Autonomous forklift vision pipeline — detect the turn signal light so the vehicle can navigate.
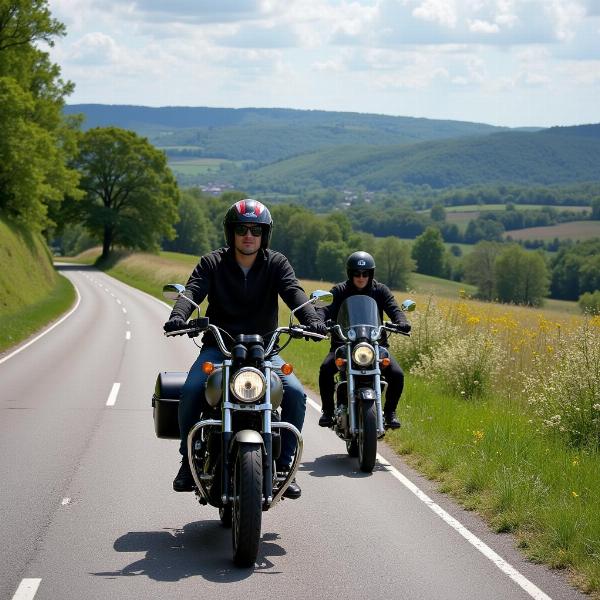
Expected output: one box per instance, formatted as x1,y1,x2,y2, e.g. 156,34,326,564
380,357,391,368
335,358,347,369
202,362,215,374
281,363,293,375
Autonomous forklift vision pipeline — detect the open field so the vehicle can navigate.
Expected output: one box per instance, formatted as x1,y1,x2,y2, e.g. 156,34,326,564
168,157,248,176
505,220,600,241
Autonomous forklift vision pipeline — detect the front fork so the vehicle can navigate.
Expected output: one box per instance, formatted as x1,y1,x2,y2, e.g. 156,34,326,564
347,341,385,438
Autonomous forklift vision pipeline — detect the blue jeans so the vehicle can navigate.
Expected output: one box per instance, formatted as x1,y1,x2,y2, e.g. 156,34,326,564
178,346,306,468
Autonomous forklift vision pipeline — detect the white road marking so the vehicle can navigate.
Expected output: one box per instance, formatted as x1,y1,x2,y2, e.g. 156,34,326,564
116,298,121,304
106,383,120,407
61,497,71,506
126,320,130,325
125,331,131,340
11,578,41,600
122,307,127,314
306,395,553,600
0,286,81,366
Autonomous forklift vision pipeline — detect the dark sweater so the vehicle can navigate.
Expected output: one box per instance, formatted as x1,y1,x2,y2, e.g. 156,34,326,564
317,278,407,349
169,247,321,347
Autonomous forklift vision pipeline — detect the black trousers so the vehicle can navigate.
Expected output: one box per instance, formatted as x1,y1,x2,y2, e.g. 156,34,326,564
318,350,404,415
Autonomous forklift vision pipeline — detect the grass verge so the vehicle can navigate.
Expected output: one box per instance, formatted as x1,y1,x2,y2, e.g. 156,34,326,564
0,274,76,354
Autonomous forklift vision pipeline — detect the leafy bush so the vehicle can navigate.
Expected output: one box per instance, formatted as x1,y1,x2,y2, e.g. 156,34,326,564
411,329,503,399
579,290,600,315
524,319,600,448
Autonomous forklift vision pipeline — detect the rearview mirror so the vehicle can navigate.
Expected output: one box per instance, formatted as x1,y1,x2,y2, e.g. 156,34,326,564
163,283,185,301
401,299,416,312
310,289,333,307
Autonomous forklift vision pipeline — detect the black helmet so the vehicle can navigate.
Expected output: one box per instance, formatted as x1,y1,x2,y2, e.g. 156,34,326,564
223,199,273,249
346,251,375,280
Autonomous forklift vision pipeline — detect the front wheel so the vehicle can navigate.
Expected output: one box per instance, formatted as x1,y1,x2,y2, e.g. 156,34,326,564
358,400,377,473
232,443,263,567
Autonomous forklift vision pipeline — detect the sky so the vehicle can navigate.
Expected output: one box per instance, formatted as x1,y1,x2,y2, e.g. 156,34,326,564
47,0,600,128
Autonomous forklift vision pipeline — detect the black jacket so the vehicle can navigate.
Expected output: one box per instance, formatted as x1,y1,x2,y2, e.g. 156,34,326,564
169,247,322,348
317,278,408,350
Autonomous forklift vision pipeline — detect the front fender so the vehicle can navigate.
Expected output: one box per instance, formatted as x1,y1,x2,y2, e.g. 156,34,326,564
356,387,377,401
228,430,264,455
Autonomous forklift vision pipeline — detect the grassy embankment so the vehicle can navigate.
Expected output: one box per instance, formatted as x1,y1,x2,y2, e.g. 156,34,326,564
73,248,599,597
0,218,76,354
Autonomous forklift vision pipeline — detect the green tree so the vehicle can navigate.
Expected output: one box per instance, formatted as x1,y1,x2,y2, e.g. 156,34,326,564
375,237,414,290
463,241,502,301
0,0,80,230
75,127,179,259
315,240,348,282
162,191,211,256
495,246,549,306
591,198,600,220
411,226,447,277
430,203,446,222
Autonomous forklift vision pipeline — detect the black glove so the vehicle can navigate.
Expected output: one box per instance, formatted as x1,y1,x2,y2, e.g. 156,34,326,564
163,316,186,333
395,321,411,334
305,321,328,341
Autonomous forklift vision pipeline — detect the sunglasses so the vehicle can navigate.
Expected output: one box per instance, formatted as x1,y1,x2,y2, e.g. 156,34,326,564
352,270,369,278
234,224,263,237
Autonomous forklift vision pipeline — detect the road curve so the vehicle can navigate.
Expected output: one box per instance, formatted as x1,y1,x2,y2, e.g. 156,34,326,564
0,266,586,600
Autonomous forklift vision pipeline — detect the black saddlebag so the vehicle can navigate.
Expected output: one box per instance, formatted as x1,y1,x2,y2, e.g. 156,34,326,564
152,371,187,439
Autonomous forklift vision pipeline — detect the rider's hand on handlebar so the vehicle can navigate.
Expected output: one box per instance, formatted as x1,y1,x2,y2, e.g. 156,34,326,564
305,320,328,341
394,321,411,334
163,316,186,333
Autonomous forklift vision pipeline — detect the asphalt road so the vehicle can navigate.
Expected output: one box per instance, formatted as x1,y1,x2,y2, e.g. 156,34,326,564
0,266,588,600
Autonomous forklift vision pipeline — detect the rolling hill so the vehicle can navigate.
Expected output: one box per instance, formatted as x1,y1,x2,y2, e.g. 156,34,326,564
242,125,600,192
64,104,506,163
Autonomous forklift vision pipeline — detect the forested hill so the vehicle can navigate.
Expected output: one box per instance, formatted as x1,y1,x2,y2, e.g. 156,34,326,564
64,104,505,163
243,125,600,192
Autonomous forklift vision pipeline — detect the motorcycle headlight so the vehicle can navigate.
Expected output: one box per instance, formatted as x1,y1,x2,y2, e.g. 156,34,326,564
230,367,266,403
352,343,375,367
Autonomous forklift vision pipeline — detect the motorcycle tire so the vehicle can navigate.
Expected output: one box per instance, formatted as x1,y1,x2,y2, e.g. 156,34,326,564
358,400,377,473
219,505,232,528
346,439,358,457
232,442,263,567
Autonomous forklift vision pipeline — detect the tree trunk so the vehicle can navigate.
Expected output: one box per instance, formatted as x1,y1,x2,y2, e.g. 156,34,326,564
102,225,113,260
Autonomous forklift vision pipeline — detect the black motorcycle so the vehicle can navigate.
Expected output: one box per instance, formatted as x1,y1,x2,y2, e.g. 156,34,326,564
152,284,331,566
326,295,415,473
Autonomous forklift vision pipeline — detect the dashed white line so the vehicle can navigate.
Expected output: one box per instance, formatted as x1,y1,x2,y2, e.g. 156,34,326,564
306,395,553,600
116,298,122,304
106,383,121,407
11,578,41,600
125,331,131,340
122,307,127,314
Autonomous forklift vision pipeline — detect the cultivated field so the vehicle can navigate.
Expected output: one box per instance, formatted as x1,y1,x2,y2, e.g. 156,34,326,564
505,220,600,241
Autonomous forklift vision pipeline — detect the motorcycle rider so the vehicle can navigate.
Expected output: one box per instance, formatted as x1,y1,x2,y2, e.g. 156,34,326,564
163,199,327,498
317,251,411,429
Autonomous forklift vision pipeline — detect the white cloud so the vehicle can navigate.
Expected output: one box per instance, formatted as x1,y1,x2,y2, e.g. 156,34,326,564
468,19,500,33
412,0,458,28
45,0,600,126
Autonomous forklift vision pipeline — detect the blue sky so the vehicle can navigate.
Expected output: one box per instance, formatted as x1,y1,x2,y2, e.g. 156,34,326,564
48,0,600,127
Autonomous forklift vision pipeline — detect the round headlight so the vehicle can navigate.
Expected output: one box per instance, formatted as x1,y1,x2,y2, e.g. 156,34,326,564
347,329,357,341
230,368,266,402
352,342,375,367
